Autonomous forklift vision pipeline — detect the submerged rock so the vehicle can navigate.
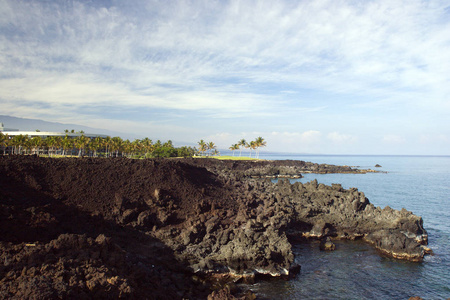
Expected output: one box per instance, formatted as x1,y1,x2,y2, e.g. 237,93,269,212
320,237,336,251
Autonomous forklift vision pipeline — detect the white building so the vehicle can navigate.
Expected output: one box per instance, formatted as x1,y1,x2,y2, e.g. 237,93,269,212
0,123,109,139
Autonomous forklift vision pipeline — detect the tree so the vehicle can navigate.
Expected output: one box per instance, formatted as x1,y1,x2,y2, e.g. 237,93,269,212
103,136,112,157
1,132,201,159
75,135,89,157
197,140,207,156
151,140,175,158
30,136,43,155
229,144,239,156
164,140,174,149
177,146,195,158
154,140,162,148
62,135,74,156
207,141,216,156
54,136,63,155
255,136,266,159
122,139,132,158
141,137,153,157
24,137,33,154
238,139,246,157
110,137,123,157
0,132,9,155
12,134,28,155
45,136,56,157
90,136,103,157
248,140,257,158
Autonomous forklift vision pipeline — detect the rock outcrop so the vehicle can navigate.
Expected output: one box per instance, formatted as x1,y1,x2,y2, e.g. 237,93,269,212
184,158,378,180
0,156,429,298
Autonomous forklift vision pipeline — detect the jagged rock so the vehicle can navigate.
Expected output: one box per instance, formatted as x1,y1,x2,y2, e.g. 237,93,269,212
120,208,138,224
137,210,155,227
0,156,429,299
364,230,426,261
207,284,256,300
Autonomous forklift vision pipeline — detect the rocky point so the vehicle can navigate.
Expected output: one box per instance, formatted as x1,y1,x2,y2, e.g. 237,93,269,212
0,156,430,299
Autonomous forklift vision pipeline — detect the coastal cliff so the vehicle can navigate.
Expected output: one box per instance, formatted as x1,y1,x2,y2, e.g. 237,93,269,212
0,156,429,299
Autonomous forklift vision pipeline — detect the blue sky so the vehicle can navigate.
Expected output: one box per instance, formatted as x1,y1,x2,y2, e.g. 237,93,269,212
1,0,450,154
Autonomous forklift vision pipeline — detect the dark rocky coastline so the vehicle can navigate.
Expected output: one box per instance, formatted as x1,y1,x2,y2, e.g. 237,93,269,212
0,156,430,299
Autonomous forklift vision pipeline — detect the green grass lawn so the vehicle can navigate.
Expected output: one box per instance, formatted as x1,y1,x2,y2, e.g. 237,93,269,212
195,155,261,161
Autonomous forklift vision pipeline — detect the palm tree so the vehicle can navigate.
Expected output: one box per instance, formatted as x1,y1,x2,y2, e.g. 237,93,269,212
62,135,74,156
45,136,56,157
30,136,43,155
104,136,112,157
248,140,257,158
154,140,162,148
229,144,239,156
0,132,9,155
54,136,63,155
197,139,207,156
122,139,132,158
141,137,153,157
254,136,266,159
24,137,33,154
129,139,141,157
238,139,246,157
164,140,174,148
110,136,123,157
90,136,103,157
207,141,216,156
75,135,89,157
12,134,28,155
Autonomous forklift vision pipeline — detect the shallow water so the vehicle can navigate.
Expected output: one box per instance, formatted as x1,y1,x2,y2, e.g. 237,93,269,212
246,154,450,299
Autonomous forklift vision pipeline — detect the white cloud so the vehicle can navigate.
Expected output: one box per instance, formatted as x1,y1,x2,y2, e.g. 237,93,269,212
327,132,358,144
299,130,323,144
265,130,323,153
1,0,450,154
418,134,449,144
3,1,449,107
270,130,322,143
383,134,406,144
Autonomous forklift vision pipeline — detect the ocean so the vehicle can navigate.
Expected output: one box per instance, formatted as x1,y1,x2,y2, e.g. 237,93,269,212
243,154,450,299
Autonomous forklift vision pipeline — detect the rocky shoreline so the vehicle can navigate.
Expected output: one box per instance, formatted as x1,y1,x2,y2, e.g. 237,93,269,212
0,156,430,299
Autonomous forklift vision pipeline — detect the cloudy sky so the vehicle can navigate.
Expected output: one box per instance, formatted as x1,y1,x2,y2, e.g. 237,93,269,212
1,0,450,154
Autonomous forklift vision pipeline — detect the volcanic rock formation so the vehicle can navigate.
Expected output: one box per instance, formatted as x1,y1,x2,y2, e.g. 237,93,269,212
0,156,429,299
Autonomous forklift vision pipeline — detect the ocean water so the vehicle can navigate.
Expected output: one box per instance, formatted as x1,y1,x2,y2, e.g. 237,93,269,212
245,154,450,299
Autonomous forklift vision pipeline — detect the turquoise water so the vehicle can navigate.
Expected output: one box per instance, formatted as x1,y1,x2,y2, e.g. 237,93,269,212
247,154,450,299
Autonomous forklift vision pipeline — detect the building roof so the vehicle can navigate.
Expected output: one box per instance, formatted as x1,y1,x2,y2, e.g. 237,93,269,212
1,131,109,139
0,123,109,138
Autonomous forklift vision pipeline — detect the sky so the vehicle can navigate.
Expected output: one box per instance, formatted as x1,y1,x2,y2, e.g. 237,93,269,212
1,0,450,155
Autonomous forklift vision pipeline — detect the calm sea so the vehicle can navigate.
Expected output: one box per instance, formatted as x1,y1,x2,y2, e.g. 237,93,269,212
242,154,450,300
